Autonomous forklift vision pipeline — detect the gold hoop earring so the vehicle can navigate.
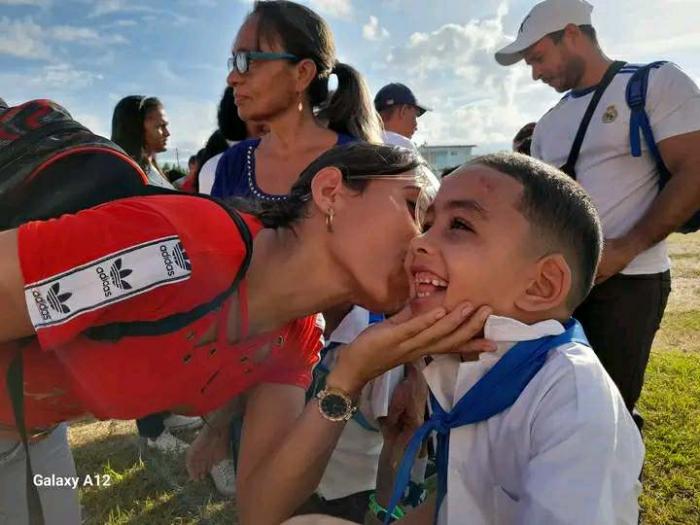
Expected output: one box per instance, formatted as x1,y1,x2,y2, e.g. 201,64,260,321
326,208,335,233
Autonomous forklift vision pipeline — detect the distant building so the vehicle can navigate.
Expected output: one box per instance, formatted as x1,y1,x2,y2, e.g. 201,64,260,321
419,144,476,173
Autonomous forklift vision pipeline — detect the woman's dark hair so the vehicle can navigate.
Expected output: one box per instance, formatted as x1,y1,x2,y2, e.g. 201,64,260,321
249,0,382,143
111,95,163,171
218,86,248,141
232,143,437,228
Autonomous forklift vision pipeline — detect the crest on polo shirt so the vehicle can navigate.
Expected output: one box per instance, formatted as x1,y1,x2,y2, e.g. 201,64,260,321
25,236,192,329
602,105,618,123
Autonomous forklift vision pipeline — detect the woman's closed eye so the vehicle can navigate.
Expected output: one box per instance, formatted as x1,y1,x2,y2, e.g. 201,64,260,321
450,217,474,233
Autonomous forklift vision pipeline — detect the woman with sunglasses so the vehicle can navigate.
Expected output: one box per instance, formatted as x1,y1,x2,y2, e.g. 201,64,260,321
0,143,490,525
211,0,382,200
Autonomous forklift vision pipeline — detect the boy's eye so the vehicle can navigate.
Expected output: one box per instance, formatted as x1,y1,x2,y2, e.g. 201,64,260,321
406,200,416,215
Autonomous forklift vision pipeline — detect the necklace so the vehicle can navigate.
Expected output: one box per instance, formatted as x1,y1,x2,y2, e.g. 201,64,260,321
245,145,288,202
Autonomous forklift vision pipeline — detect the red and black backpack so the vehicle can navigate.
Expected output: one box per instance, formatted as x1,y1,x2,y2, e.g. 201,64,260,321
0,99,149,229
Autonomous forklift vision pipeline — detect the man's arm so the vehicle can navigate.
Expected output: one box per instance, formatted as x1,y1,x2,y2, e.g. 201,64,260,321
596,130,700,282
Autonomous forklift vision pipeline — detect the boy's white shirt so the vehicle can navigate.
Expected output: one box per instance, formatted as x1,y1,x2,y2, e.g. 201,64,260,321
317,306,404,500
422,315,644,525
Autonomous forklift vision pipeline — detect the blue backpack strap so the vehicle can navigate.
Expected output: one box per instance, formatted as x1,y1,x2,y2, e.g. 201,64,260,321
626,61,669,179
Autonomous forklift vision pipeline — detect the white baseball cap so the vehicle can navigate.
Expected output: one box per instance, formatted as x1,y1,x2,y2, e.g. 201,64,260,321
495,0,594,66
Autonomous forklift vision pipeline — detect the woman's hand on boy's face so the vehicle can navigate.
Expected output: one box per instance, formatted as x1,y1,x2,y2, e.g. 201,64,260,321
327,302,495,395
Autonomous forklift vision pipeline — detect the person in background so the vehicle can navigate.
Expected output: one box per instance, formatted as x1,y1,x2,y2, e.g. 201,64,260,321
198,87,267,196
111,95,203,453
193,0,381,497
211,0,382,200
512,122,536,155
374,83,430,151
496,0,700,428
111,96,173,189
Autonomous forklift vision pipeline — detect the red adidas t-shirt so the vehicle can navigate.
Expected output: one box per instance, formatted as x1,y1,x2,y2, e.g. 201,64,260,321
0,195,322,430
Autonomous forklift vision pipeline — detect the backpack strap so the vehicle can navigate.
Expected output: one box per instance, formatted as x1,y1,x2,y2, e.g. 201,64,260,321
6,350,45,525
561,61,627,179
626,60,670,186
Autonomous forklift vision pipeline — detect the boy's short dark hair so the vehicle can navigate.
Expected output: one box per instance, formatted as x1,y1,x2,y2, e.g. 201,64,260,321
462,152,602,310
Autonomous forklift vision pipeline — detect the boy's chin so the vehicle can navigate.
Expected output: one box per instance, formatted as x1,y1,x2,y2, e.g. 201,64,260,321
409,292,447,315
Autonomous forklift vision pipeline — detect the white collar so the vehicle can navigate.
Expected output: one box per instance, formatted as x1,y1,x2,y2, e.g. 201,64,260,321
423,315,566,409
328,306,371,345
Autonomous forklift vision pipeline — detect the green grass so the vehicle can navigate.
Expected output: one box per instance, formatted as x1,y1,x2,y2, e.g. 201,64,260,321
69,234,700,524
638,352,700,524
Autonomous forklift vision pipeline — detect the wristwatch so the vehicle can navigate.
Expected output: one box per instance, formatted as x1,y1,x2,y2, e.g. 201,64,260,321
316,386,357,422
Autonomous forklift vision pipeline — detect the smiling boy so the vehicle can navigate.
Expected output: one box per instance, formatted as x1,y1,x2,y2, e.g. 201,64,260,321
366,153,644,525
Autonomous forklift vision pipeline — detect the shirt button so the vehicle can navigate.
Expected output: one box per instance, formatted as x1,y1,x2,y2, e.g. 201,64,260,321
240,356,249,363
244,368,253,374
276,336,285,346
183,354,193,364
185,330,196,341
209,348,217,357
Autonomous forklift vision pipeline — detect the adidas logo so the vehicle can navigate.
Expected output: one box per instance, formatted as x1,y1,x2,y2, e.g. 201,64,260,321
172,242,191,271
109,258,133,290
46,282,72,314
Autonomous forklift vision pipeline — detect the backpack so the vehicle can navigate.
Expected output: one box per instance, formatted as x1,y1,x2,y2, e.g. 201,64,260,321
0,99,148,229
1,99,252,525
626,61,700,233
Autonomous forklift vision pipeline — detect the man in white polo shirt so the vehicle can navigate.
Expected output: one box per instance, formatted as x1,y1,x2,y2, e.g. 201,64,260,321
495,0,700,427
374,83,430,152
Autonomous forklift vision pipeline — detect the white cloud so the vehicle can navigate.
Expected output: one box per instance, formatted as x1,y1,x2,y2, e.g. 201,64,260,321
309,0,352,19
50,26,99,41
0,0,50,5
380,2,550,147
40,63,104,89
0,17,49,59
363,16,389,42
88,0,158,18
154,60,182,84
0,17,128,60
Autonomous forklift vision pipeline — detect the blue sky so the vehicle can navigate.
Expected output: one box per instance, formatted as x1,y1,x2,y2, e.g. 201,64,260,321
2,0,700,165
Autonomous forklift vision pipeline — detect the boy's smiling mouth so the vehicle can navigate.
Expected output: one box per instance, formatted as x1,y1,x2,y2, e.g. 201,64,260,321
413,270,448,298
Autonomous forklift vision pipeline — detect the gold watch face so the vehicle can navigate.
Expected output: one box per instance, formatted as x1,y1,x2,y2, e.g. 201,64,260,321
319,392,351,420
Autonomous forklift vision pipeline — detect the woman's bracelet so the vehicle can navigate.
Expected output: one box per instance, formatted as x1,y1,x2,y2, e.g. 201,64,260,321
368,492,405,523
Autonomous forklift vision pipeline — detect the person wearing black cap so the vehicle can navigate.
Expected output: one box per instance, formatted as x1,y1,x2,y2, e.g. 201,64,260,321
374,83,430,150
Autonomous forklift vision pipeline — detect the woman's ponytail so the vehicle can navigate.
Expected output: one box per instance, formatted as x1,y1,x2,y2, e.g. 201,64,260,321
318,62,383,144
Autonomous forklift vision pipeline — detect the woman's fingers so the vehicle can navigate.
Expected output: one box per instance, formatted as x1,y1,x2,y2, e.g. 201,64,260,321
371,306,447,350
405,305,492,360
394,303,486,355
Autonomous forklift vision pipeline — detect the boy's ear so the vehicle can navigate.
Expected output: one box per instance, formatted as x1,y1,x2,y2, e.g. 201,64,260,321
515,253,572,314
310,166,345,212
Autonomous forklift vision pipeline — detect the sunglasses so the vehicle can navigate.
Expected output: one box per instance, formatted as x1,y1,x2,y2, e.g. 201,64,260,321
227,51,299,75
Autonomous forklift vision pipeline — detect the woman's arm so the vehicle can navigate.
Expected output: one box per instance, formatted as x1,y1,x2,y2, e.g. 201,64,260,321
0,229,35,343
235,303,493,524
